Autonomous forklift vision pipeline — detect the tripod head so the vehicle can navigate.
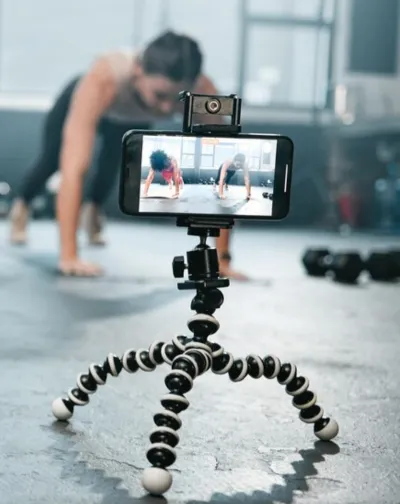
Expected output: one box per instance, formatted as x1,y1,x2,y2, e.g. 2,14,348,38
172,217,233,291
173,91,240,293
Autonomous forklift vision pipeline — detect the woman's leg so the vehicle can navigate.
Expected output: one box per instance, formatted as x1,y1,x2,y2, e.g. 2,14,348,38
224,169,235,190
216,229,248,281
213,164,223,190
215,164,223,184
10,77,80,244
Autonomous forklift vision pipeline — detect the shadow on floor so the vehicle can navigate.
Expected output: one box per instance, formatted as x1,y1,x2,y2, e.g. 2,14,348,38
8,251,186,323
46,422,340,504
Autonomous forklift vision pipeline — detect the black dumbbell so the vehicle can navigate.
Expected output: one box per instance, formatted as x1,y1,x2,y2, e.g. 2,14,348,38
301,248,364,284
303,248,400,284
365,250,400,282
262,192,273,199
0,181,11,217
391,249,400,276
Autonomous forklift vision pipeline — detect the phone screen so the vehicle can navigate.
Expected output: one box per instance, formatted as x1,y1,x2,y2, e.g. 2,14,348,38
119,131,293,220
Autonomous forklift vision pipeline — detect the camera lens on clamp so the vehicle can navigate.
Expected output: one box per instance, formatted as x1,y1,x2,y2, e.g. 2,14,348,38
205,98,221,114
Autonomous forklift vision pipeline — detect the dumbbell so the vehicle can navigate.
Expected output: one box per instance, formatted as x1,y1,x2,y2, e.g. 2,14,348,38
262,192,273,200
302,248,400,283
365,249,400,282
0,181,11,217
302,248,364,283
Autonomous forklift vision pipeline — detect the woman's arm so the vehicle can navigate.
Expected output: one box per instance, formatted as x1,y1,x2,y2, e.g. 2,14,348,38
218,160,231,198
244,164,251,198
143,169,155,196
58,56,116,264
171,157,180,196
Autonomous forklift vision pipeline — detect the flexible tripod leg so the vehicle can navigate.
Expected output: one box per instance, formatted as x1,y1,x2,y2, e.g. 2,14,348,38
51,336,187,421
142,340,213,496
212,350,339,441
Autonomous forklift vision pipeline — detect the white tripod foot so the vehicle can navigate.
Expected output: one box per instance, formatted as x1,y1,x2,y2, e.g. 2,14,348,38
314,417,339,441
141,467,173,496
51,397,73,421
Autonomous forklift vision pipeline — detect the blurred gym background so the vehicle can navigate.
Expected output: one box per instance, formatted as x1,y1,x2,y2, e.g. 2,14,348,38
0,0,399,232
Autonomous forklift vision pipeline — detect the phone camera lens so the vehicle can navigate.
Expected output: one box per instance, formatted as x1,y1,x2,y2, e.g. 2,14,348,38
205,98,221,114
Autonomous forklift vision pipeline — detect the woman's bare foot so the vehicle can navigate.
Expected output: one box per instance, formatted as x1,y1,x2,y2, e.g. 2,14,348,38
219,260,249,281
58,258,103,277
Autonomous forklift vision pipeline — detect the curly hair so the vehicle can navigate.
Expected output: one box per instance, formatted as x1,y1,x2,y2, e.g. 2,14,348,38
149,149,170,172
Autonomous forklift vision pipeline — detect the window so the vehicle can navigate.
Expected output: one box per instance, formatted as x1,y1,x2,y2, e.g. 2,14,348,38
260,141,277,170
182,139,195,154
201,155,214,168
322,0,336,21
199,139,216,168
0,0,135,94
181,154,195,168
167,0,240,94
248,157,261,170
214,145,236,168
201,143,215,155
181,138,196,168
247,0,334,21
142,138,158,167
243,25,331,107
157,136,182,161
142,136,182,167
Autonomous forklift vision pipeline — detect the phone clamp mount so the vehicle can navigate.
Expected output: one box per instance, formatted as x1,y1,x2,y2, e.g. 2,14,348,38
51,92,339,498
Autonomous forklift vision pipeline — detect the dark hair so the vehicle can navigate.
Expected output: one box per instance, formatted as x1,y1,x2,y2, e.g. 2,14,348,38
149,150,170,172
234,153,246,163
141,31,203,83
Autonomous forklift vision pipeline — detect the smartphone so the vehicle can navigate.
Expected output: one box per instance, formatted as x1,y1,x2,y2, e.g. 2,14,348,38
119,130,294,220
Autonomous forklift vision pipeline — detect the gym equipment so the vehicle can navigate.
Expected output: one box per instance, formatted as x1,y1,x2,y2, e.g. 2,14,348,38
302,249,364,284
302,248,400,283
262,192,273,200
374,141,400,231
390,249,400,271
366,250,400,281
0,182,11,217
301,249,331,277
51,92,339,498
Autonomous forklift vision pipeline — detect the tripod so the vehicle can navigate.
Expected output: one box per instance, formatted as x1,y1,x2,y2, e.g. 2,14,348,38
51,219,339,496
51,92,338,496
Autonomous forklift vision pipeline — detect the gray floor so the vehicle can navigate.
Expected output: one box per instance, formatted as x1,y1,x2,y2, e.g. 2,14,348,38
0,220,399,504
139,184,273,217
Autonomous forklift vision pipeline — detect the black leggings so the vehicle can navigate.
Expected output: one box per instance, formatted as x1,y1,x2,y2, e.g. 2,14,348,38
215,166,236,185
18,76,150,205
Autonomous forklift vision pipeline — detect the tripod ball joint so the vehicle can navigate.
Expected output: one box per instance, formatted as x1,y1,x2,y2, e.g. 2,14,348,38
302,248,400,283
191,289,224,314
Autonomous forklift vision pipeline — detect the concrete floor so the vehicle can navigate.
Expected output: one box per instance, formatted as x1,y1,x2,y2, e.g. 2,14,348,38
0,220,399,504
139,184,273,217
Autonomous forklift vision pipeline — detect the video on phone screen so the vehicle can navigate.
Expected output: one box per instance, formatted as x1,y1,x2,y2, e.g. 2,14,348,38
139,135,277,217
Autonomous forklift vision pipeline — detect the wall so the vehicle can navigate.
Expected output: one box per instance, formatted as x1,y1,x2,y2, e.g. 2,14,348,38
0,0,334,111
332,0,400,118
